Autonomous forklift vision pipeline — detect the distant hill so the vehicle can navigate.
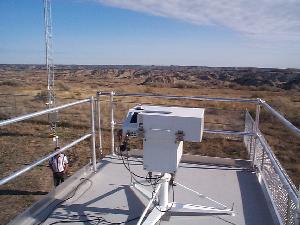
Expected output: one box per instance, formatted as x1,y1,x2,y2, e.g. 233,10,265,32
1,64,300,90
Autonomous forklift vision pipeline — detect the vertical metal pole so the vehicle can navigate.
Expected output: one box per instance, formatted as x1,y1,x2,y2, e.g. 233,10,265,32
55,135,59,147
260,148,265,172
256,102,264,171
249,126,254,158
255,100,261,131
159,173,171,208
96,92,103,157
110,91,115,155
13,95,17,116
245,111,253,157
252,101,261,168
90,96,97,172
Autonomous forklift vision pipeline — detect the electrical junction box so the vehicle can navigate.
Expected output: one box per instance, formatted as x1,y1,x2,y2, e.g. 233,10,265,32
122,105,205,173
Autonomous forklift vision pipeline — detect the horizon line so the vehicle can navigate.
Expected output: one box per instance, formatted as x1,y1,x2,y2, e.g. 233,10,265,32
0,63,299,70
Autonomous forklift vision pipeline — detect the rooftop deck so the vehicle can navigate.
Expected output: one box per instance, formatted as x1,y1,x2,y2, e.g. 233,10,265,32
10,155,275,225
3,93,299,225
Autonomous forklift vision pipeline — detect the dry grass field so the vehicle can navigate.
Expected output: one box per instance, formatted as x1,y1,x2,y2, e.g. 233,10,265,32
0,65,300,224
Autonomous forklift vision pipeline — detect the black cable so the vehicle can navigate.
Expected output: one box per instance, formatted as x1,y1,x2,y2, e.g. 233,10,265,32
47,215,141,225
213,216,237,225
38,178,93,225
117,135,162,181
118,138,176,221
123,149,133,184
68,179,93,203
40,171,142,225
119,150,162,182
121,155,156,180
125,159,162,188
119,141,175,215
117,137,158,186
147,172,159,190
121,155,155,187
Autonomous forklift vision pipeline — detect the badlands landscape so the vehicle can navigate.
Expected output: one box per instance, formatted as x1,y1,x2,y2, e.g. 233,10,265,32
0,64,300,223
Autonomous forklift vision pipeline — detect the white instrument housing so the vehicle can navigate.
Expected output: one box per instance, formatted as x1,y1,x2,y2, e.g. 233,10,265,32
123,105,205,173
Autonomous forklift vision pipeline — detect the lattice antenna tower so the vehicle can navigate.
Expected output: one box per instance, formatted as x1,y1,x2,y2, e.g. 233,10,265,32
44,0,57,138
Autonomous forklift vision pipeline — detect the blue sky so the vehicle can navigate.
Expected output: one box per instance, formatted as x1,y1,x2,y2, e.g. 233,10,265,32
0,0,300,68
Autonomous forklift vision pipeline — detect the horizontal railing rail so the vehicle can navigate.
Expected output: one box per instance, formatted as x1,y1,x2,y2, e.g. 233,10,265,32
97,91,258,103
0,134,91,186
112,119,254,137
204,129,255,136
0,98,90,127
259,99,300,138
0,97,97,186
0,93,30,97
97,92,300,139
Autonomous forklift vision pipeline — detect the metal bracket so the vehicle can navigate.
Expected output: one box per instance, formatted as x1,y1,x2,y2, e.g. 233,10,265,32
137,127,145,138
175,130,185,143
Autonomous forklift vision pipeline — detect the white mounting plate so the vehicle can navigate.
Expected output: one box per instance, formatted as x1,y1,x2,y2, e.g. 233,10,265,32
140,105,205,142
123,105,205,142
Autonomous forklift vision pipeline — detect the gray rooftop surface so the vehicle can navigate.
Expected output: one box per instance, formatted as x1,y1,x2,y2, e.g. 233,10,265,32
34,155,275,225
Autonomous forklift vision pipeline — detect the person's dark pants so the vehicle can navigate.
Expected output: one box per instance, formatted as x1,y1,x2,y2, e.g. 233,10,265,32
53,172,65,186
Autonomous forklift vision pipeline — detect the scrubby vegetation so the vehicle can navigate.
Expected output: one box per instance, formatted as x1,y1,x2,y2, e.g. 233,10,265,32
0,64,300,224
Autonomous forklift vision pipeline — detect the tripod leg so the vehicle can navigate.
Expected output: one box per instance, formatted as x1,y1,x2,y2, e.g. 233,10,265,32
138,173,172,225
141,207,166,225
132,182,153,200
137,184,161,225
174,181,228,209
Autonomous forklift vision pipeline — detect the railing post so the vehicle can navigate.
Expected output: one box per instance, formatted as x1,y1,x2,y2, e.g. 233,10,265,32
255,99,261,132
246,111,255,164
96,92,103,157
251,100,261,168
257,100,265,172
90,96,97,172
260,148,265,172
110,91,116,155
249,125,254,158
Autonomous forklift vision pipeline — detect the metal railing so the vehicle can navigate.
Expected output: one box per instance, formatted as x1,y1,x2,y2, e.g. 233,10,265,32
98,91,258,103
1,91,298,224
0,97,97,186
97,91,258,155
260,99,300,138
245,111,298,225
97,91,300,225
